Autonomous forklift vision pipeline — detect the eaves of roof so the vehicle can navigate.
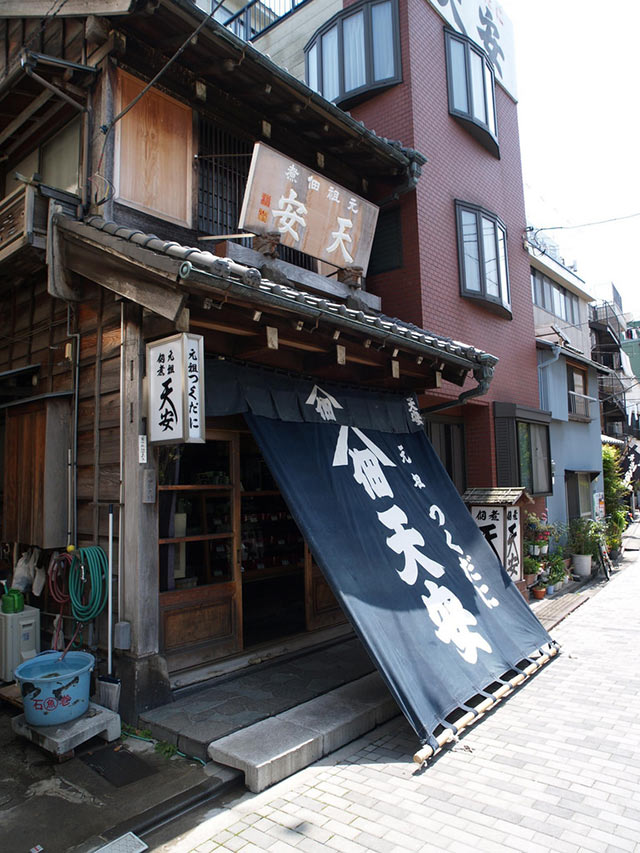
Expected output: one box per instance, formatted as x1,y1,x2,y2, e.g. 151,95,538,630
536,338,610,374
71,214,497,374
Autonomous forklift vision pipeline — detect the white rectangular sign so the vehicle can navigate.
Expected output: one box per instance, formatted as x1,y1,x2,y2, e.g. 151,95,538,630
147,333,205,444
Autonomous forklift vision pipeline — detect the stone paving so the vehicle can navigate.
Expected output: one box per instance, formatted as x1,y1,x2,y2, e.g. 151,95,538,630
152,550,640,853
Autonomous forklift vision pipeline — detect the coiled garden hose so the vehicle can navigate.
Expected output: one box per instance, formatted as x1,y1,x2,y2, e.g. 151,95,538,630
68,546,108,623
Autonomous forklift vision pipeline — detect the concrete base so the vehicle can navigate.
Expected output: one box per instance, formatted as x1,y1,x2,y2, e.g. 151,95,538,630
208,672,398,792
11,702,121,756
116,653,173,726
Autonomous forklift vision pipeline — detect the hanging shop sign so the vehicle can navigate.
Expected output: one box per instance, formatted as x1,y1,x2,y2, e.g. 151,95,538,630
239,143,379,274
147,333,205,444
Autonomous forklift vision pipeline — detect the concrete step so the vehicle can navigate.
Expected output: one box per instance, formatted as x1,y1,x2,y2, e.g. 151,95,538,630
207,671,399,792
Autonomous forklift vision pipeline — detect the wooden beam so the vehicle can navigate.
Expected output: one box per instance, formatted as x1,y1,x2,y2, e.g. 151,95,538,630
0,89,53,147
4,0,136,15
63,241,186,323
190,318,259,337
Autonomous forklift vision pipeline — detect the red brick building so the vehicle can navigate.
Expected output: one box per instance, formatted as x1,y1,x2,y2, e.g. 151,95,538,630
254,0,550,499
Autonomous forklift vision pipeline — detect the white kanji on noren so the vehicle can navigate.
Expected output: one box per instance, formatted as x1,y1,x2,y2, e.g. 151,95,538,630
421,580,493,663
272,189,307,241
305,385,343,422
377,505,445,585
332,426,395,500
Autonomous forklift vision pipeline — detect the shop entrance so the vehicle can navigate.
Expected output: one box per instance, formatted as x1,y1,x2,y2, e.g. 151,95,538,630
158,424,345,674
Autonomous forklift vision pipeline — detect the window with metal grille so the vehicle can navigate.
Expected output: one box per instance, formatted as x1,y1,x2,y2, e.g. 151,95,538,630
197,118,317,271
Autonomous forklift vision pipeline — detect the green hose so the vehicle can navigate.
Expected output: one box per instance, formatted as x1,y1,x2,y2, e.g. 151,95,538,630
68,546,108,623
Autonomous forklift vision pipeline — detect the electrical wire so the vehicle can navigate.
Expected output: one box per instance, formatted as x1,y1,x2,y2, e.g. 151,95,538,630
530,211,640,238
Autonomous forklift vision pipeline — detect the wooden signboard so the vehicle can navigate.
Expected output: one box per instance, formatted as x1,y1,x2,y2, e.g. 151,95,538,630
239,143,379,274
147,333,205,445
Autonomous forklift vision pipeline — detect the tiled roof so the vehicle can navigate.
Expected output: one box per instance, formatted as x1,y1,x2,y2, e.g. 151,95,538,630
461,487,533,506
83,215,498,370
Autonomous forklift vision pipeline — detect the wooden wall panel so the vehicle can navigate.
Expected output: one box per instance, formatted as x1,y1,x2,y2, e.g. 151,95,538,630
115,69,193,227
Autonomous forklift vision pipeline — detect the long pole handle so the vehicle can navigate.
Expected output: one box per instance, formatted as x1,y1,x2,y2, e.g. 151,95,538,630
108,503,113,676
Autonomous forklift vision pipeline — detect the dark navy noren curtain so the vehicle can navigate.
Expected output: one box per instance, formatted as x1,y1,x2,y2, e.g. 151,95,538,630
206,360,552,744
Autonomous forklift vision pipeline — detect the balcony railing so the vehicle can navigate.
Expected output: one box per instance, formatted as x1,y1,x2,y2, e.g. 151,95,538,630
223,0,306,41
568,391,595,419
590,301,625,347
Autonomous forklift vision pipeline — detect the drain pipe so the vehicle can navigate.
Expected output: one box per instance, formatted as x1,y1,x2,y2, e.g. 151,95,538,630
66,306,80,546
420,358,496,416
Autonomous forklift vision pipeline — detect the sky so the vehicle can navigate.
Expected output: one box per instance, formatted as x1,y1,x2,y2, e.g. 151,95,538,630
501,0,640,318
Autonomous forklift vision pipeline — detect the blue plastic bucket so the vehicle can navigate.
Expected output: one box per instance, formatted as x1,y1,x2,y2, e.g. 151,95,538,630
14,650,95,726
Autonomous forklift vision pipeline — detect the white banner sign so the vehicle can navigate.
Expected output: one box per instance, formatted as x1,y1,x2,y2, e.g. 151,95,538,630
147,333,205,444
427,0,516,98
470,504,522,580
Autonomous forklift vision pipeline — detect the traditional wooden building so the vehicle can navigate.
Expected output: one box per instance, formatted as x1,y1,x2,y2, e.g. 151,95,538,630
0,2,518,720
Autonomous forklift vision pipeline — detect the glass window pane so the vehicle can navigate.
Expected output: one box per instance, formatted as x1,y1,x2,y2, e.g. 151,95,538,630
159,492,232,538
460,210,481,292
518,422,533,493
553,285,567,320
497,226,509,304
530,423,550,493
543,277,553,311
578,473,592,516
344,12,366,91
159,539,233,591
41,117,81,194
482,216,499,298
307,43,319,92
372,1,395,81
322,26,339,101
469,49,487,124
158,442,231,486
449,37,468,112
484,60,496,135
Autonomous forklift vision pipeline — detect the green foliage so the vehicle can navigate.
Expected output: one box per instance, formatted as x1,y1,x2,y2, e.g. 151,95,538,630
565,517,604,558
522,555,540,576
121,723,152,740
154,740,178,759
602,445,628,517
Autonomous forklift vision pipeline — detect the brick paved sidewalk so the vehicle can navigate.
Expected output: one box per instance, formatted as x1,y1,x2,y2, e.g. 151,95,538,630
154,559,640,853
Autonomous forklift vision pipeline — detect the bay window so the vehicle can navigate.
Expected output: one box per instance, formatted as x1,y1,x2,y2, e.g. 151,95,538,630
305,0,401,106
456,201,510,317
445,29,498,156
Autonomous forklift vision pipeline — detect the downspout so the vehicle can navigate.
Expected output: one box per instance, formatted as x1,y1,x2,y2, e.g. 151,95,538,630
66,306,80,546
536,343,561,412
420,357,496,415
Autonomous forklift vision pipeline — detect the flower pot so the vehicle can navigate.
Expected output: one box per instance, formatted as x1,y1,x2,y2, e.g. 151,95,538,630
571,554,592,579
533,546,540,555
531,587,547,600
540,544,548,555
546,583,555,595
524,573,538,587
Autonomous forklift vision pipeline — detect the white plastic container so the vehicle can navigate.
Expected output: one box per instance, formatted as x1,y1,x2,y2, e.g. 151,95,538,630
0,604,40,682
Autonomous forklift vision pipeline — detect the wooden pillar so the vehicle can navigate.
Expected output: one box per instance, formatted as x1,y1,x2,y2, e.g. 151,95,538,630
118,301,171,721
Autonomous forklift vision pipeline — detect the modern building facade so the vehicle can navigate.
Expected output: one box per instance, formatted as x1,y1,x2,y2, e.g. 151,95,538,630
247,0,548,504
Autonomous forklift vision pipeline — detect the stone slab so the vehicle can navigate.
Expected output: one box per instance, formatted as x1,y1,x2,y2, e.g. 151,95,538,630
207,673,399,792
208,717,322,793
11,702,121,755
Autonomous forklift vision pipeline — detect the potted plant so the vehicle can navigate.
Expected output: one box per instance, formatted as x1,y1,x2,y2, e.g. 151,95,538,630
547,559,565,593
566,517,603,579
522,555,540,586
531,580,547,600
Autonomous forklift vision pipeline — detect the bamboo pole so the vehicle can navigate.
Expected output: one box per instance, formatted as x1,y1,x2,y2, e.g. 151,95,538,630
412,645,558,764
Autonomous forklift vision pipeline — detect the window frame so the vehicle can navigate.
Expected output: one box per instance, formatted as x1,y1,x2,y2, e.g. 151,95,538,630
531,268,579,324
567,362,592,420
304,0,402,107
455,200,511,318
444,28,499,157
517,420,552,497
